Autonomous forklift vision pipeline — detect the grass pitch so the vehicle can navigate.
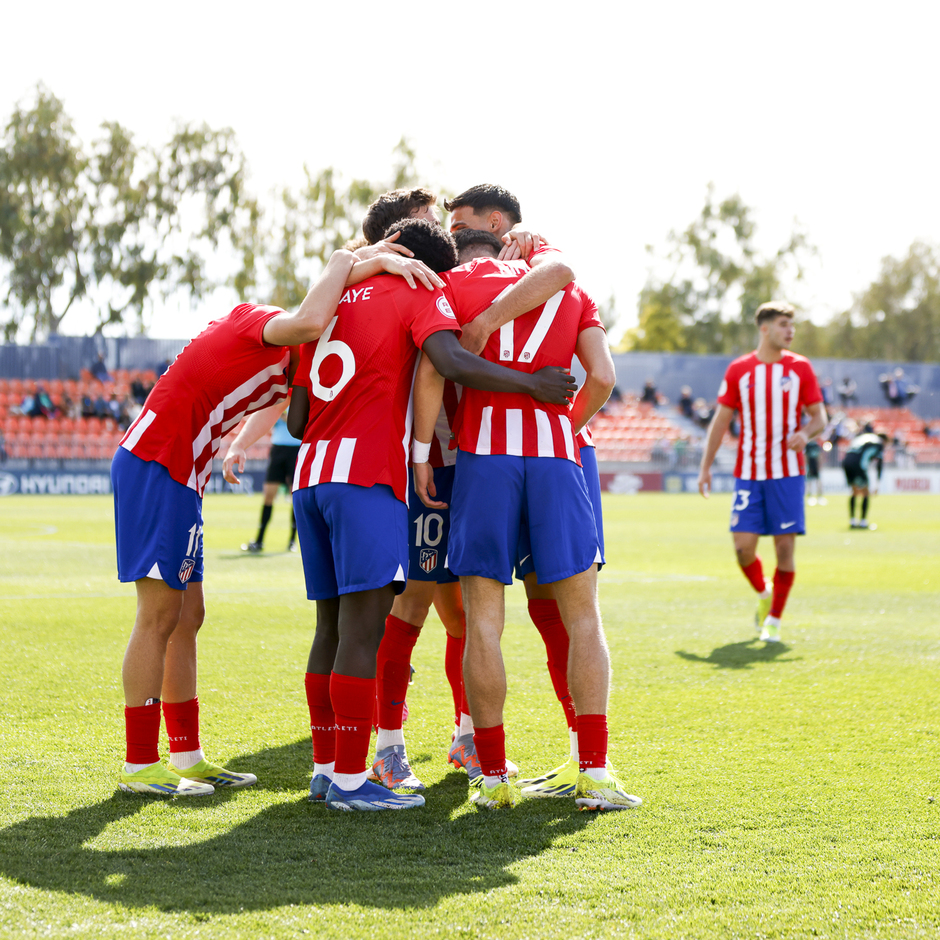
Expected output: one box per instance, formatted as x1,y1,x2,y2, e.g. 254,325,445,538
0,491,938,939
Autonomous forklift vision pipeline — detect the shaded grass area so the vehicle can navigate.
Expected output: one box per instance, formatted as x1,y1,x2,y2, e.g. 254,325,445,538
0,492,938,938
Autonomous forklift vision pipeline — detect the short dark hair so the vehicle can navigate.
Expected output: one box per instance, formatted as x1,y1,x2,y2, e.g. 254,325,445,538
362,187,436,245
383,218,457,273
755,301,795,327
454,228,502,263
443,184,522,225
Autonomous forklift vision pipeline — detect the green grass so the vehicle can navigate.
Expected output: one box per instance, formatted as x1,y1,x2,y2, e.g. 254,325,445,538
0,491,938,939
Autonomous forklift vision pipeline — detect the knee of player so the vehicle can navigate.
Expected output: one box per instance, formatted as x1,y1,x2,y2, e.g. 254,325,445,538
178,604,206,634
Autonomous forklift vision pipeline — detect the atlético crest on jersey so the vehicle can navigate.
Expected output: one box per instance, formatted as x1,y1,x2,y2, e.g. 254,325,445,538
779,375,793,391
179,558,196,584
419,548,438,573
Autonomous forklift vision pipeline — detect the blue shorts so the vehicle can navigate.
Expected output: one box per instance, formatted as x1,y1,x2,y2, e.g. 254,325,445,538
407,465,459,584
111,447,204,590
729,476,806,536
515,445,605,580
449,451,600,586
293,483,408,600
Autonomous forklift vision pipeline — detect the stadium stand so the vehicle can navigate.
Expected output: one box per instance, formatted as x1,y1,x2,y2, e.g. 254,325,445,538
0,373,273,465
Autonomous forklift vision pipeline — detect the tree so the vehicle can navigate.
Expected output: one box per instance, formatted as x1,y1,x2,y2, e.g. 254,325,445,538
631,186,814,354
0,86,87,341
0,86,253,341
254,136,424,310
827,242,940,362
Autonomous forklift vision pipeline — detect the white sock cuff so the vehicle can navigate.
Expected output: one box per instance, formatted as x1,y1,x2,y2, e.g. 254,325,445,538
375,728,406,750
168,748,205,770
332,770,368,791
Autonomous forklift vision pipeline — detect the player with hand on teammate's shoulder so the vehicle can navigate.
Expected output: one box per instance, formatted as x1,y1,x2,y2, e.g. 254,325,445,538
697,302,826,644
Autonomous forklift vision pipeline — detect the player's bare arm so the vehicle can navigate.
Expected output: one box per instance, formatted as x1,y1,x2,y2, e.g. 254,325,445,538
262,250,356,346
345,251,444,292
422,329,577,404
411,353,447,510
569,326,617,434
459,257,576,355
697,404,736,497
287,386,310,440
222,399,289,485
787,401,827,452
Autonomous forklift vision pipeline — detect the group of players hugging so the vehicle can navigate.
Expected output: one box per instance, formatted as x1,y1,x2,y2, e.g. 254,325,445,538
111,183,826,812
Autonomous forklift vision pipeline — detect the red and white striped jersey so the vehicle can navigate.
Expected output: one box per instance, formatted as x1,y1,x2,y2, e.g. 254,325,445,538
119,304,289,496
442,255,602,464
717,351,822,480
576,425,594,449
292,275,460,502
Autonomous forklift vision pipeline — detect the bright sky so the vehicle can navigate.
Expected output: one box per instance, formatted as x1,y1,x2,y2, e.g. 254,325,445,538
3,1,939,342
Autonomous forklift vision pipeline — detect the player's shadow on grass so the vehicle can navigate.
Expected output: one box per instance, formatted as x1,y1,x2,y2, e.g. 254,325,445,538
0,739,599,914
675,639,800,670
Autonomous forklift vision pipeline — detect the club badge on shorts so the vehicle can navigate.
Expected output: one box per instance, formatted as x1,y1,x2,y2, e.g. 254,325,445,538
419,548,438,573
179,558,196,584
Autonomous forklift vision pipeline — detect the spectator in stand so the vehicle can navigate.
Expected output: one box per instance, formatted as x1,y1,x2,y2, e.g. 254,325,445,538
0,429,6,463
81,394,97,418
59,390,78,419
880,368,919,408
640,379,658,405
94,390,110,419
609,384,623,403
678,385,694,419
692,397,713,430
820,378,835,410
131,376,147,405
156,358,172,378
837,376,857,407
90,353,112,383
107,392,124,424
21,384,53,418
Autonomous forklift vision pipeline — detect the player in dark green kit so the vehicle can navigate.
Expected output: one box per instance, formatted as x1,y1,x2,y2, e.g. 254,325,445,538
841,431,887,529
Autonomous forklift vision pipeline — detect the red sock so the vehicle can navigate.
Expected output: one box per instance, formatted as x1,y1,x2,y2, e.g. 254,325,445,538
473,724,507,778
125,701,162,765
770,569,795,618
445,632,466,724
741,557,767,593
305,672,335,764
577,714,608,771
529,599,577,731
331,672,376,775
376,615,421,730
162,698,200,753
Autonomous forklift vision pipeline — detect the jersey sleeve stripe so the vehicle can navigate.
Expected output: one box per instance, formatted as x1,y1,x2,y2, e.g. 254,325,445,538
122,408,157,452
